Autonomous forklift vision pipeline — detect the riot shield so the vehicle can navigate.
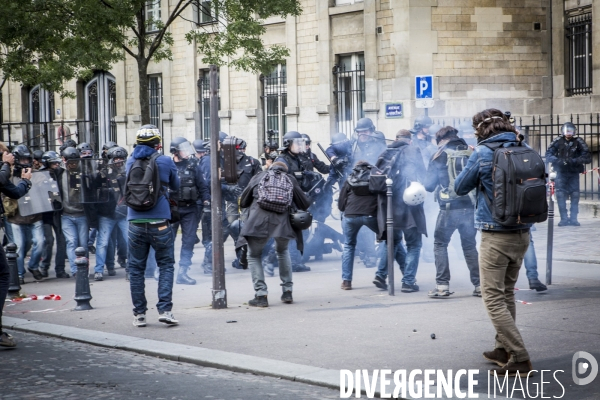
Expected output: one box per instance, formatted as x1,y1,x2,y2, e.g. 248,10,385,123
66,158,111,203
18,170,62,216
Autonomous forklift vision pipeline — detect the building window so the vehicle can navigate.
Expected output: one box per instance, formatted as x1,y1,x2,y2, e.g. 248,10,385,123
335,0,363,5
566,12,592,96
85,72,117,151
333,53,365,135
148,75,163,128
27,85,54,150
197,0,217,24
261,64,287,146
197,70,220,141
146,0,161,33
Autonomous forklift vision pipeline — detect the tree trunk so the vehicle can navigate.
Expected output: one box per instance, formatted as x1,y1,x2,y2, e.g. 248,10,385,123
138,59,150,125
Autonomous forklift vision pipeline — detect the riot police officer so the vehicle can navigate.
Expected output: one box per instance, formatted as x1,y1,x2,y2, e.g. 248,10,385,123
169,137,210,284
411,115,436,166
32,150,44,170
353,118,387,166
325,132,353,185
101,141,118,158
546,122,591,226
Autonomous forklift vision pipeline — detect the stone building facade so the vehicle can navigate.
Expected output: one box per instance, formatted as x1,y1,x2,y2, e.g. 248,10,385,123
1,0,598,159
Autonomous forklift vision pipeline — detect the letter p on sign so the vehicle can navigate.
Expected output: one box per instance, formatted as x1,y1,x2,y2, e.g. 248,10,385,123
415,75,433,99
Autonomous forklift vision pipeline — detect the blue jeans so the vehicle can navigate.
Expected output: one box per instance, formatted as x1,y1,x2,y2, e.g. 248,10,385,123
61,215,89,274
341,215,379,281
171,206,199,269
88,228,97,246
555,171,580,222
94,216,129,274
376,227,422,285
128,222,175,314
523,233,538,281
8,221,44,277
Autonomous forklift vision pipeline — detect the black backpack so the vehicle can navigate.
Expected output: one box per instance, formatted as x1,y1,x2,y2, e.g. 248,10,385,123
481,142,548,226
125,152,164,211
347,164,373,196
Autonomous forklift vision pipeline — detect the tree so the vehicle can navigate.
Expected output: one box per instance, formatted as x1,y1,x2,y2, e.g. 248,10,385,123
1,0,302,124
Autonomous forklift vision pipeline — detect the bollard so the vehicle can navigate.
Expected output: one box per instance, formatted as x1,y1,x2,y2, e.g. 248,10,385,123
73,247,93,311
7,243,21,294
386,178,395,296
546,171,556,286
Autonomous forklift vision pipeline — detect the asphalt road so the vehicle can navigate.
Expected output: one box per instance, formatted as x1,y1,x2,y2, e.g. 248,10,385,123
0,331,339,400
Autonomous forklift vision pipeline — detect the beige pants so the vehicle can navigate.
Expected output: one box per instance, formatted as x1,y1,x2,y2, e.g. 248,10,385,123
480,230,531,362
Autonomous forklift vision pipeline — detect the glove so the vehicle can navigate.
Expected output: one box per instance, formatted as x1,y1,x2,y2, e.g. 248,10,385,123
332,158,347,168
203,200,210,206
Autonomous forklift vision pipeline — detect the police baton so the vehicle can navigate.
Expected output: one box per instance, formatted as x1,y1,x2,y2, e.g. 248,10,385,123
317,143,344,180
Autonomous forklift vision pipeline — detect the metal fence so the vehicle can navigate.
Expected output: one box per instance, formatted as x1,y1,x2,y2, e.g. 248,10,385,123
198,74,221,141
261,67,287,146
566,12,593,96
333,62,365,137
519,114,600,200
149,76,163,128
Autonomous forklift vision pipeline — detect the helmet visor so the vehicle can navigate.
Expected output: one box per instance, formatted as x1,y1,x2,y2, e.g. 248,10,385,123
290,138,306,154
562,125,576,136
177,142,196,159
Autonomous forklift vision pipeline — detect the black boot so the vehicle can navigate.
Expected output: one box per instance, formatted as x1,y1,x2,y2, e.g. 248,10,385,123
248,295,268,307
176,267,196,285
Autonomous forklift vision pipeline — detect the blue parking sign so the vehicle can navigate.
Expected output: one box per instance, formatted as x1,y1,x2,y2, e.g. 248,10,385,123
415,75,433,99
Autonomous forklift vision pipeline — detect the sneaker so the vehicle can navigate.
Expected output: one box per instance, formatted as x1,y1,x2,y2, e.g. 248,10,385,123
529,279,547,292
0,332,17,347
56,272,70,279
39,267,49,278
373,276,388,290
88,245,96,254
107,269,117,277
94,273,103,281
281,291,293,304
483,348,509,367
19,276,25,285
292,263,311,272
428,285,453,298
158,311,179,325
401,283,420,293
473,286,482,297
489,360,533,377
118,257,127,268
341,280,352,290
569,220,580,226
132,313,147,327
231,259,244,270
248,295,269,308
557,220,569,227
28,268,43,281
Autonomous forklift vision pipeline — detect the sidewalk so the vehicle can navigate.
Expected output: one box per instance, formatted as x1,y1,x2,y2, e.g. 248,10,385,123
4,217,600,399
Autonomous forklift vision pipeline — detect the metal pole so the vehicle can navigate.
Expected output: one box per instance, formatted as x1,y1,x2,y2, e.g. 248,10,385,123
386,178,394,295
209,64,227,309
6,243,20,294
546,171,556,285
73,247,93,311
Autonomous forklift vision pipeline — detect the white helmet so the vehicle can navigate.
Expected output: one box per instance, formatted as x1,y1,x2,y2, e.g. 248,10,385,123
403,181,426,206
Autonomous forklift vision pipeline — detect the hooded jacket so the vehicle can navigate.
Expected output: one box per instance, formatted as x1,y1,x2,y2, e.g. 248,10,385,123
125,145,179,221
237,164,312,252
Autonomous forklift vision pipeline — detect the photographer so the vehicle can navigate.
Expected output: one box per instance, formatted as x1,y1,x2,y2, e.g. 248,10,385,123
0,146,33,348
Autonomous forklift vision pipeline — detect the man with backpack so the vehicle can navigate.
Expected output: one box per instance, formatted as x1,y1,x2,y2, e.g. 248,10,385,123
237,161,311,307
454,108,547,377
338,161,380,290
546,122,591,226
423,126,480,298
125,125,180,327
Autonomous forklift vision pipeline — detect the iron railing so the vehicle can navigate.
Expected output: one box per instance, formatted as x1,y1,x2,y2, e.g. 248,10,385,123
333,61,365,137
519,114,600,200
261,67,287,146
149,76,163,128
566,12,593,96
197,73,220,141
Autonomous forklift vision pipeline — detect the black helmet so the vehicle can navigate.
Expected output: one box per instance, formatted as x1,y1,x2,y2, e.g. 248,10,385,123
279,131,302,150
62,147,81,160
237,139,247,150
76,142,94,158
59,139,77,155
33,150,44,161
170,137,189,154
264,140,278,151
136,124,161,146
330,132,348,145
102,141,118,151
355,118,375,133
300,134,311,145
13,145,32,167
561,122,577,137
458,120,474,136
219,131,228,143
413,115,433,132
193,139,208,153
107,146,128,164
41,151,61,167
289,210,313,230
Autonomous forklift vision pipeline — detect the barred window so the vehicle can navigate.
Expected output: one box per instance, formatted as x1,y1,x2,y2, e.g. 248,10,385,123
198,70,221,141
261,64,287,146
148,75,163,128
566,12,592,96
145,0,161,33
333,53,365,135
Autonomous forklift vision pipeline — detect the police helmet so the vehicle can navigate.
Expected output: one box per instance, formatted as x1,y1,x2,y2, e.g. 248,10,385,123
280,131,303,150
301,134,311,145
219,131,228,143
561,122,577,137
76,142,94,158
107,146,128,164
102,141,118,151
41,151,61,167
289,210,313,230
193,139,208,153
33,150,44,162
458,120,474,137
237,139,247,150
428,124,443,137
136,124,161,146
62,147,81,160
354,118,375,133
170,137,189,154
13,145,33,167
413,115,433,132
330,132,348,145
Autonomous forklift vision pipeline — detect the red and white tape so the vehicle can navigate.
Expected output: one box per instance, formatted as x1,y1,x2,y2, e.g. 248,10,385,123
11,294,62,302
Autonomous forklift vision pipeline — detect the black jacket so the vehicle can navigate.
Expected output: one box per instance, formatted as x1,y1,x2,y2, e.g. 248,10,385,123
300,150,330,174
237,165,312,252
546,136,591,174
424,137,474,210
338,180,378,218
53,167,99,229
0,163,31,200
